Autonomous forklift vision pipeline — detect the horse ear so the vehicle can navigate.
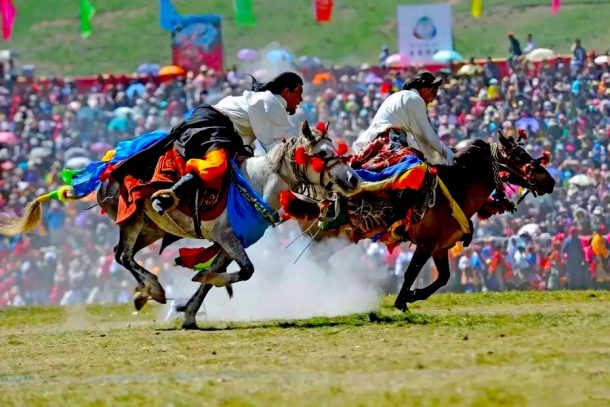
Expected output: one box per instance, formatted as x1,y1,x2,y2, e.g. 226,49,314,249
302,121,315,141
497,130,514,149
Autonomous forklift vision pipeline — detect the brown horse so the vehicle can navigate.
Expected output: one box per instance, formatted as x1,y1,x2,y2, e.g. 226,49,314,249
298,131,555,311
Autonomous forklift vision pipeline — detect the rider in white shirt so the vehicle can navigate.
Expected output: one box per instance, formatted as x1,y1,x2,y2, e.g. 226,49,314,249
353,71,454,166
214,77,302,152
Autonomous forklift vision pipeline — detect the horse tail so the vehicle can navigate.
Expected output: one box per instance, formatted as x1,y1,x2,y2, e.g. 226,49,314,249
0,186,79,236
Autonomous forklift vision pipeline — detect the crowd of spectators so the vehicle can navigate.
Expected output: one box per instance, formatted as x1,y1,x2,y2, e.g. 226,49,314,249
1,38,609,307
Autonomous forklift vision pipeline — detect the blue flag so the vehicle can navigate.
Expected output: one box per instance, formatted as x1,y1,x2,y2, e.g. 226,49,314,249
160,0,182,31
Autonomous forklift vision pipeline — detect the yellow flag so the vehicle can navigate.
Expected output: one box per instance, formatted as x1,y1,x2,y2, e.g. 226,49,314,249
471,0,483,18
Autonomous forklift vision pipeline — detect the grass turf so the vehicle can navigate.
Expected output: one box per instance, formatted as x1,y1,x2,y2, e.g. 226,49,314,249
0,290,609,406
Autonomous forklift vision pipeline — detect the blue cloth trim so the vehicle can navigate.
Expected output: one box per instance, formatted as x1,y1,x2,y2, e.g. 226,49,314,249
227,159,278,248
354,154,422,183
71,130,169,196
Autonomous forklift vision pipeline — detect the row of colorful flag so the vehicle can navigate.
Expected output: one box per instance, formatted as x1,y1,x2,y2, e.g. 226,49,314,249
0,0,95,41
471,0,562,18
0,0,565,41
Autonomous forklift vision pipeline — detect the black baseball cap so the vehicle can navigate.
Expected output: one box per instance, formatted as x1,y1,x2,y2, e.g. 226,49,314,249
402,71,443,90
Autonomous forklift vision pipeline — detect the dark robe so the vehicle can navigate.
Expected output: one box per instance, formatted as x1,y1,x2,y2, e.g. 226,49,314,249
111,105,246,183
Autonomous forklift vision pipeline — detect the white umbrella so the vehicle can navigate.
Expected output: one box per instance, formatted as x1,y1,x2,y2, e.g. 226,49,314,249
114,106,135,117
65,156,92,170
518,223,542,236
297,56,323,69
568,174,596,187
64,147,89,160
594,55,610,65
526,48,554,62
28,147,52,160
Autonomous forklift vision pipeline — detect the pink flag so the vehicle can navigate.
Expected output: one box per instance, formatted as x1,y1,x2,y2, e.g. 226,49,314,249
0,0,16,41
551,0,561,15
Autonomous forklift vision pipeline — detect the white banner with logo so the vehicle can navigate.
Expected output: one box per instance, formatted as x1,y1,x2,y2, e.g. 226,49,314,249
397,3,453,64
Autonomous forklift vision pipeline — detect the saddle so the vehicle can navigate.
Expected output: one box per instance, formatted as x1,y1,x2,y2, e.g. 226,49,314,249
115,147,228,226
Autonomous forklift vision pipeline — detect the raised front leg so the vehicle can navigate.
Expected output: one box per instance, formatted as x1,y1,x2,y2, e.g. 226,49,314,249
410,248,451,302
394,246,433,311
192,226,254,287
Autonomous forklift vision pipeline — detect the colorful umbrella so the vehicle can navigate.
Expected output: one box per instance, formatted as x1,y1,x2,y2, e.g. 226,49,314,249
385,53,410,68
267,49,294,63
237,48,258,61
0,131,18,144
297,55,322,69
433,50,463,63
90,141,113,153
158,65,186,76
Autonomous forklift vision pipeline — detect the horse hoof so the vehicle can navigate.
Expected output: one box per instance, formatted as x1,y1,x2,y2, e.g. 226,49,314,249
226,284,233,299
133,291,149,311
175,303,187,313
146,278,167,304
182,321,199,330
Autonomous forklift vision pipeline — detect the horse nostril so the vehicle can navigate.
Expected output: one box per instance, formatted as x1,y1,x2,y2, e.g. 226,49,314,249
349,174,359,188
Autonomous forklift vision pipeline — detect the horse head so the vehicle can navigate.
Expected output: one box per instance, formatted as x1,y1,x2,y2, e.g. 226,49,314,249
496,130,555,196
289,121,360,199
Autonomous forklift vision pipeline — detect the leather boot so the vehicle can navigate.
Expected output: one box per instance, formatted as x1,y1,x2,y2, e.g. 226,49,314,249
151,173,197,216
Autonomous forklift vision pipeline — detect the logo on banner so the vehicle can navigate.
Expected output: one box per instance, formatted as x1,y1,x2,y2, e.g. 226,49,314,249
412,16,437,40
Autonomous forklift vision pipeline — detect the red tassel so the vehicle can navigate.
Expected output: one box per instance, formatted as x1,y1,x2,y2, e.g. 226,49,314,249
279,190,297,208
294,147,308,165
498,171,510,180
315,122,328,134
311,157,325,173
336,139,348,156
541,151,552,166
518,129,528,141
428,166,438,175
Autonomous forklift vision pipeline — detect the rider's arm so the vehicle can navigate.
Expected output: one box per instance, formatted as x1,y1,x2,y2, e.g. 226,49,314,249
406,95,453,165
248,93,299,152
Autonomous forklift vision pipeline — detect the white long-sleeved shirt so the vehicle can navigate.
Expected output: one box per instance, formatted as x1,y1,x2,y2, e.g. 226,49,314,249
214,90,299,152
353,89,453,165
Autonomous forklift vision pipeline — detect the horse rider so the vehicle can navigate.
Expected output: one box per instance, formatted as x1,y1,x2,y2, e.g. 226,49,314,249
352,71,454,166
151,71,304,215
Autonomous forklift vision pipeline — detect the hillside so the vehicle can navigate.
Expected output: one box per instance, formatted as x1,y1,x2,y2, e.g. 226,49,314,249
5,0,610,75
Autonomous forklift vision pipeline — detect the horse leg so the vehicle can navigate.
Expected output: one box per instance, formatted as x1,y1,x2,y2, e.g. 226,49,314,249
130,222,167,310
394,246,432,311
410,248,451,302
192,228,253,287
116,216,166,309
180,251,232,330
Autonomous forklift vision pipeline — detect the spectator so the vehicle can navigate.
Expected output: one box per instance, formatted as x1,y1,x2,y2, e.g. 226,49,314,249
571,39,587,72
523,33,537,54
507,32,523,68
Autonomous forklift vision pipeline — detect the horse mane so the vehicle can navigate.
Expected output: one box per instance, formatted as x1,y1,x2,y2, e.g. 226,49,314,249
436,138,494,201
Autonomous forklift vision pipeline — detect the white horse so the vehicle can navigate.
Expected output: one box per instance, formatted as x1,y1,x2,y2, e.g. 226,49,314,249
0,122,361,329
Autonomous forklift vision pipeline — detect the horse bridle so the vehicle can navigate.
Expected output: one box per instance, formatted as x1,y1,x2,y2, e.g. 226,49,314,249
490,142,543,199
290,136,347,202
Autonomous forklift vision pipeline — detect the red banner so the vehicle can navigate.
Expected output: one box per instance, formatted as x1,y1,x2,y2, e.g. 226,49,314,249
314,0,333,23
171,15,224,72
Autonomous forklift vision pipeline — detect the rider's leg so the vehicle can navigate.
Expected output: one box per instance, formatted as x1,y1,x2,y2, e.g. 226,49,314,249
151,149,228,215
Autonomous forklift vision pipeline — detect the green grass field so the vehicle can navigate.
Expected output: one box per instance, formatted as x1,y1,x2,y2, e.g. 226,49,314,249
6,0,610,76
0,291,609,406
